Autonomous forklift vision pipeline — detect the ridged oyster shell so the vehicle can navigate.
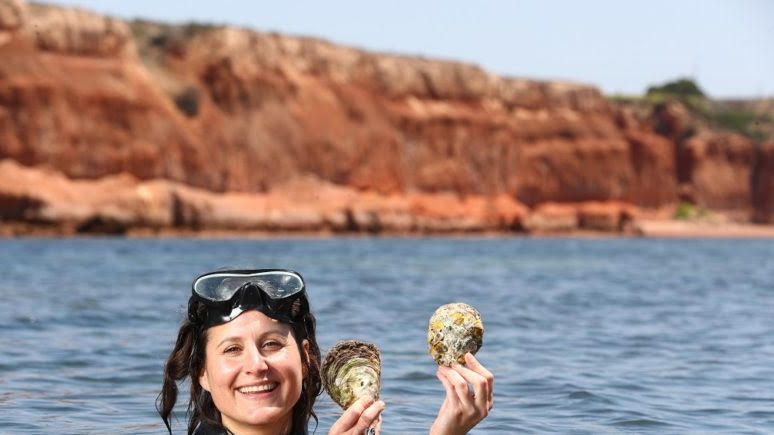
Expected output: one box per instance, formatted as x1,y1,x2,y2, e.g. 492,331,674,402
321,340,381,409
427,302,484,366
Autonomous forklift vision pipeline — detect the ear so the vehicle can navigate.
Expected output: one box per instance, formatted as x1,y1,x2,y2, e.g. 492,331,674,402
301,339,311,377
199,365,211,393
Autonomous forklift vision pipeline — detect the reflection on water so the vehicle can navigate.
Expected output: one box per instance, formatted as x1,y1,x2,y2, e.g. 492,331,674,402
1,238,773,433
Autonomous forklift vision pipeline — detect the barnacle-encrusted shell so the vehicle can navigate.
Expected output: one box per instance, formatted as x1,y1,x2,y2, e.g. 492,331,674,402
321,340,381,409
427,302,484,366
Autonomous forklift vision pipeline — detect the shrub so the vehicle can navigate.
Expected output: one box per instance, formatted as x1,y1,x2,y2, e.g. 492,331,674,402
646,78,705,98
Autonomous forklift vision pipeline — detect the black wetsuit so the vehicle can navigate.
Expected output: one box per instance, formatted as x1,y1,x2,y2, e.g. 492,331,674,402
192,421,226,435
193,421,308,435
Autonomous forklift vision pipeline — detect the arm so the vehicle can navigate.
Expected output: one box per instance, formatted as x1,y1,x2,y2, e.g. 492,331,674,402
430,353,494,435
329,396,385,435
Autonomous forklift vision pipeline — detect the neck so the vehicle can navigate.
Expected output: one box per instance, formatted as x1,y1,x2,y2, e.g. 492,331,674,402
221,414,293,435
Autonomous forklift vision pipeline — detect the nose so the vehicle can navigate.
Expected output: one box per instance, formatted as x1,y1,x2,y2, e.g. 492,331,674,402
244,345,269,375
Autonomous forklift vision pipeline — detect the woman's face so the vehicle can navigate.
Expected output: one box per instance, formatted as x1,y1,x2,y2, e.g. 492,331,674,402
200,310,308,433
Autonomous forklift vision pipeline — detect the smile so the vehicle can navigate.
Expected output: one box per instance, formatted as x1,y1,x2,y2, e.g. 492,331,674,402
237,383,278,394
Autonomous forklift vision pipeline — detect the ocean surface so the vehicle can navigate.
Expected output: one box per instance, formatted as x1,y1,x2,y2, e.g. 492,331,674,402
1,237,773,434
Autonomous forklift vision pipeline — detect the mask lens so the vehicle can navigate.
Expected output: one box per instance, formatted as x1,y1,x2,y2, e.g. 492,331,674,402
193,271,304,301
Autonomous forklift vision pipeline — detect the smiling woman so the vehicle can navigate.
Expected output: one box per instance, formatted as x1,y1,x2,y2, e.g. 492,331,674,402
199,311,310,434
156,269,334,435
157,269,493,435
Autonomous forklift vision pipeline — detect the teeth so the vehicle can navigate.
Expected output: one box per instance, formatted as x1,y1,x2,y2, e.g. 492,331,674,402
238,383,277,393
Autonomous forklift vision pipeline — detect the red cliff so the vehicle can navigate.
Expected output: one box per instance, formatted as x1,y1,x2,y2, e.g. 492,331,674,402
0,0,769,235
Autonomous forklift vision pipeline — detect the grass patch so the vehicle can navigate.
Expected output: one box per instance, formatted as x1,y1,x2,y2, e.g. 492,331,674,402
674,202,709,220
607,94,642,104
699,108,772,142
646,92,707,112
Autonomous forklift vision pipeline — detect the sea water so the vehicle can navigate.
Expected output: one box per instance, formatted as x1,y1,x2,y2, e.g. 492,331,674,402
1,237,773,434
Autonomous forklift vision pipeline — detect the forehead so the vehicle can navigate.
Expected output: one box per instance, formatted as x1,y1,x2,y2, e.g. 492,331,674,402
206,310,292,341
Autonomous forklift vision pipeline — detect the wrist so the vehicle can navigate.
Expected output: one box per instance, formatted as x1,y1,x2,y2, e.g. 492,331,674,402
430,421,465,435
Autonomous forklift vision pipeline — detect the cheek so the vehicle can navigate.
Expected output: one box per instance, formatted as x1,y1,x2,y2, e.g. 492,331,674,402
206,357,241,391
264,347,303,386
282,348,306,388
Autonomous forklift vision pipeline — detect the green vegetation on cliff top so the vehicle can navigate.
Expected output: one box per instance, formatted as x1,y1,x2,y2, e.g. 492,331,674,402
610,78,773,143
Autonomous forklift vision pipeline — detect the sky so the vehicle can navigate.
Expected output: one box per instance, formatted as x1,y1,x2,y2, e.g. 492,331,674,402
45,0,774,99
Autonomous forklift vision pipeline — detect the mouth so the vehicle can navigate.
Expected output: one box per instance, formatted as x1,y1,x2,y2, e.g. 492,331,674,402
236,382,279,395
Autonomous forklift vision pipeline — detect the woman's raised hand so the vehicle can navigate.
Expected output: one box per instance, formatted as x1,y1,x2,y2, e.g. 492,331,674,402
430,353,494,435
329,396,385,435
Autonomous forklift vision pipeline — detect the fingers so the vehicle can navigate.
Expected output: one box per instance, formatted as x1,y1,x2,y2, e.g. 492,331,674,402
443,353,494,419
329,395,385,434
432,357,494,435
329,396,374,433
439,365,475,410
452,363,489,413
436,367,459,410
465,353,494,391
463,353,494,409
372,414,383,434
352,399,385,434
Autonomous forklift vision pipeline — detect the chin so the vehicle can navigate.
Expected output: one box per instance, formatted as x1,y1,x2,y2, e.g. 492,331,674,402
241,405,292,425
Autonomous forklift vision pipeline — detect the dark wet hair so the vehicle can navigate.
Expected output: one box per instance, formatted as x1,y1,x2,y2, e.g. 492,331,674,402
156,300,322,434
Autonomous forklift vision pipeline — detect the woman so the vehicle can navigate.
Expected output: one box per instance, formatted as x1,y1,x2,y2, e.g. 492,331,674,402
157,269,493,434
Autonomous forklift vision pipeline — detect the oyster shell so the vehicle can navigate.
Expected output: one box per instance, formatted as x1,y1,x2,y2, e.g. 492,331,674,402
321,340,381,409
427,302,484,366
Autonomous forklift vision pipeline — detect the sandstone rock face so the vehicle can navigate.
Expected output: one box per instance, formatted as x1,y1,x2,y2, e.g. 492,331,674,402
677,131,756,211
521,200,638,233
652,101,694,142
753,142,774,223
0,159,539,234
0,0,25,31
25,3,133,57
0,15,206,184
522,202,579,233
578,201,638,232
0,0,679,207
650,100,763,216
0,0,24,48
176,28,666,203
0,0,767,233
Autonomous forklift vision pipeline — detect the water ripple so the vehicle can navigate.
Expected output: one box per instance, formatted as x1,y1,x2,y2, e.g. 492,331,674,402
1,238,773,433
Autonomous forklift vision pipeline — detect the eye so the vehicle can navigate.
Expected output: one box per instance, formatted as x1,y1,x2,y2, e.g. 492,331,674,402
262,340,283,350
224,345,241,354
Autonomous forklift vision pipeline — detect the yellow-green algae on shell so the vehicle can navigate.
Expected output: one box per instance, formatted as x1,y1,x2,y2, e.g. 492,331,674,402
427,302,484,366
321,340,381,409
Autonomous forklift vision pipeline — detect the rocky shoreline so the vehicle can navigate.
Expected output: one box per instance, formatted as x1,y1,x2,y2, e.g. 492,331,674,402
3,158,772,238
0,158,640,236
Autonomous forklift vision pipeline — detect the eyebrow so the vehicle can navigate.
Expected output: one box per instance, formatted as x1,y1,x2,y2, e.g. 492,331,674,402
216,336,242,348
215,328,289,348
